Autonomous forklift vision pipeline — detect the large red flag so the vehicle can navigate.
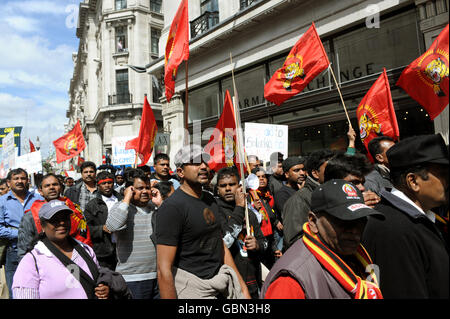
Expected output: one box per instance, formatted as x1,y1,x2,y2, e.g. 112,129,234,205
205,90,247,173
29,139,36,153
125,96,158,166
53,120,86,164
264,22,330,106
357,68,399,162
165,0,189,102
396,24,449,120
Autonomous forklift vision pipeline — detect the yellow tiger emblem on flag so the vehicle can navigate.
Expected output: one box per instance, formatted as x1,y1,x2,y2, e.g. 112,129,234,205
424,57,449,96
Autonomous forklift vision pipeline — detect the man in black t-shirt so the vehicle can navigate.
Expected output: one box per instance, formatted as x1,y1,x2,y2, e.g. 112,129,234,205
155,144,251,299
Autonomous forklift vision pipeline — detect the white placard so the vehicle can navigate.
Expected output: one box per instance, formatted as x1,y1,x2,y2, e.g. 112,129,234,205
15,150,42,174
3,130,15,154
244,123,288,163
111,136,140,166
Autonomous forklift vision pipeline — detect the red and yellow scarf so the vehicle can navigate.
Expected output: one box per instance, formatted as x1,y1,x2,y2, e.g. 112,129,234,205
302,222,383,299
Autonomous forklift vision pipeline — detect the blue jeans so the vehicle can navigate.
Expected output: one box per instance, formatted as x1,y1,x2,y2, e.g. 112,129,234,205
126,279,160,299
5,246,19,299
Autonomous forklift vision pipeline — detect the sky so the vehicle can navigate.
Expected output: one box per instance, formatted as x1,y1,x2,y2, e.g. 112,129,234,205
0,0,81,159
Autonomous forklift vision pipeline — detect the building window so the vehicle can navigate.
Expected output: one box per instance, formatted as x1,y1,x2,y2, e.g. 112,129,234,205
188,82,220,122
240,0,261,10
116,0,127,10
333,9,419,84
191,0,219,38
201,0,218,13
115,26,128,53
115,69,131,104
152,75,163,103
150,0,162,13
151,28,161,56
221,65,266,110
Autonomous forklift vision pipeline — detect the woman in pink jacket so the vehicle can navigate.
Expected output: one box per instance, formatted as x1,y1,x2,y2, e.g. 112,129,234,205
12,200,109,299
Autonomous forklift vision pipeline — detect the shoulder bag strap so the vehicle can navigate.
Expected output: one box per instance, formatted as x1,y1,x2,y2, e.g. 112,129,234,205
41,237,97,299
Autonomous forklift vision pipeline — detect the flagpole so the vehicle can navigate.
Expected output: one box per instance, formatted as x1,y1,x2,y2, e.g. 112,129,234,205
329,65,352,128
184,61,189,146
229,52,251,237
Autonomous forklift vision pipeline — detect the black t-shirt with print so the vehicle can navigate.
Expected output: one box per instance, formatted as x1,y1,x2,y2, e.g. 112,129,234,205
155,188,224,279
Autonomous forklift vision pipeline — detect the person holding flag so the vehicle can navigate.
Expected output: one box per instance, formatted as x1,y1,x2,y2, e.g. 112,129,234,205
204,90,245,174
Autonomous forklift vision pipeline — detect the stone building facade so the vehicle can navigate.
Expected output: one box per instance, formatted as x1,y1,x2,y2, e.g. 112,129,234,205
147,0,448,167
67,0,449,168
66,0,164,167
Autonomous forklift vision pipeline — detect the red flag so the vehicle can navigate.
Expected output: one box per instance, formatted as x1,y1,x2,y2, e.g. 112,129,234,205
205,90,247,173
164,0,189,102
53,120,86,164
396,24,449,120
77,156,85,167
29,139,36,153
357,68,399,162
264,22,330,106
125,96,158,166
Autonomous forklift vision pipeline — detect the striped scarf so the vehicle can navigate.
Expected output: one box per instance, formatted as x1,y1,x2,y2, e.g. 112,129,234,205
302,223,383,299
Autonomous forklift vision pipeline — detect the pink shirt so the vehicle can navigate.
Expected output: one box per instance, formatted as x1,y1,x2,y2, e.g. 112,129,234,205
12,240,99,299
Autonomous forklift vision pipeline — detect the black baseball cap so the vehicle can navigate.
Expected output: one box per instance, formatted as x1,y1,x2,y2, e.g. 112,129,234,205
387,134,449,170
311,179,384,221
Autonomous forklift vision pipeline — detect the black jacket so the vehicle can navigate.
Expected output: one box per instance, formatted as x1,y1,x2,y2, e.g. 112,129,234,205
65,182,83,206
268,174,285,199
362,189,449,299
281,176,319,251
84,191,123,259
216,197,267,298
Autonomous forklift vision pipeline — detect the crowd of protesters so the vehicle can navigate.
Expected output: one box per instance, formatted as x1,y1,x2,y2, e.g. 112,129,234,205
0,130,448,300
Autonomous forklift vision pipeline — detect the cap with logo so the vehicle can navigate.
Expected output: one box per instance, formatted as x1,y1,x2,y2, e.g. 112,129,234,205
174,144,210,168
311,179,384,221
38,200,73,221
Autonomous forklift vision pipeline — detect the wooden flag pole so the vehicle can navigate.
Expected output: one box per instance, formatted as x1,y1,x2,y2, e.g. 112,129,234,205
184,61,189,146
229,52,251,237
329,65,352,128
133,153,138,168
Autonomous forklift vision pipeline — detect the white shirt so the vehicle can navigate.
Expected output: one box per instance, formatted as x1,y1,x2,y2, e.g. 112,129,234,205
102,194,118,212
390,187,435,223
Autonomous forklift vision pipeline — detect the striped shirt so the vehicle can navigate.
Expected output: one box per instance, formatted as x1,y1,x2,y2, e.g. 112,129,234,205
78,183,97,211
105,201,156,282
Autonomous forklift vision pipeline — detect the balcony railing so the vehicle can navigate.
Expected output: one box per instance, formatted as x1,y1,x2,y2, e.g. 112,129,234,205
108,93,132,105
190,11,219,38
240,0,262,10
